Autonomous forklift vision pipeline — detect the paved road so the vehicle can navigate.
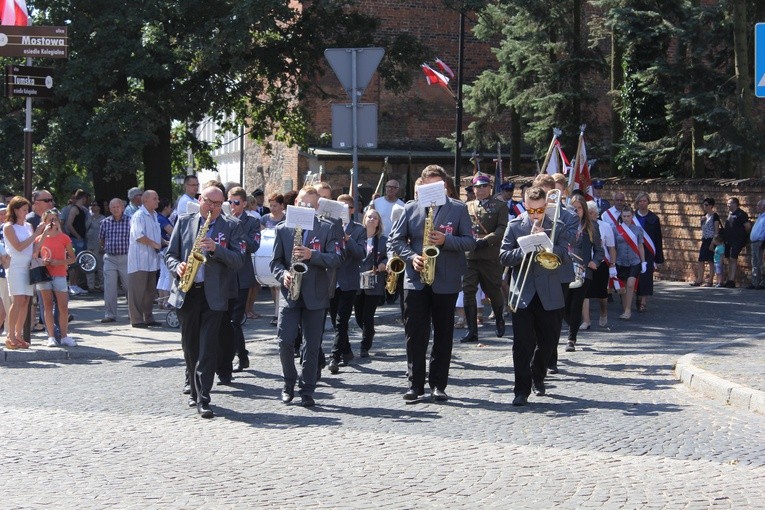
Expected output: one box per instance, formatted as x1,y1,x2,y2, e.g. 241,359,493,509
1,282,764,508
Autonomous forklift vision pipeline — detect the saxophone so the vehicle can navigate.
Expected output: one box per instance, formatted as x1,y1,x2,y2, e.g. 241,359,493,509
287,226,308,300
385,254,405,294
420,205,440,286
179,212,212,292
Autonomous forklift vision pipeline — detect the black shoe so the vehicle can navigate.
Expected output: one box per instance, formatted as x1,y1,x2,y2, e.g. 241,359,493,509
182,384,191,395
217,375,232,385
281,386,294,403
270,316,278,326
300,395,316,407
341,352,355,365
403,389,423,402
431,388,449,401
565,342,576,352
495,318,506,338
512,394,528,406
548,366,559,375
532,380,546,396
460,332,478,343
187,397,197,408
232,356,250,373
68,314,74,322
328,358,339,374
197,403,214,419
724,280,736,288
101,317,116,323
360,349,370,358
146,321,162,327
131,323,148,328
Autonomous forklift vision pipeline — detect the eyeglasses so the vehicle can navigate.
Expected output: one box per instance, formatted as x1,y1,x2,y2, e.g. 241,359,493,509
228,199,241,206
202,198,223,208
526,207,547,214
36,198,54,203
473,183,490,188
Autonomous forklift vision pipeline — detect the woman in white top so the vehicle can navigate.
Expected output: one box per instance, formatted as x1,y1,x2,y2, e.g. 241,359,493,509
3,196,46,349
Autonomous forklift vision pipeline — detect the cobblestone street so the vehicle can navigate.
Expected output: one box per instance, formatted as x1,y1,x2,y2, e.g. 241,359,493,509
1,282,764,509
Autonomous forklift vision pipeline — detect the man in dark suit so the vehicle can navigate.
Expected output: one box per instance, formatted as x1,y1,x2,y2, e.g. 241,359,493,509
271,186,342,407
500,186,568,406
219,186,261,378
166,185,246,419
388,165,476,402
328,194,366,374
253,189,270,217
461,173,509,343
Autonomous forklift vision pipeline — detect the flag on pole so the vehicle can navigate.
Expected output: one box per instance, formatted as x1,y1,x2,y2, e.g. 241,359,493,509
544,138,570,175
569,126,593,199
421,64,450,88
1,0,29,26
434,58,455,79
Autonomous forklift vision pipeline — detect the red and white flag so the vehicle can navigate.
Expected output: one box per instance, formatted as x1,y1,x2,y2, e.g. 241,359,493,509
434,58,455,79
544,139,570,175
421,64,450,88
569,128,593,199
1,0,29,26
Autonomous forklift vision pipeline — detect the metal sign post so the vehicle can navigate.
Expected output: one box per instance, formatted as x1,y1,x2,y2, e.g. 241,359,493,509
325,47,384,218
756,23,765,98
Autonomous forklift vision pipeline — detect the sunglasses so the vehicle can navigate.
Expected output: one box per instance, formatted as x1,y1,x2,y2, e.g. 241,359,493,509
526,207,547,214
36,198,54,203
228,199,242,206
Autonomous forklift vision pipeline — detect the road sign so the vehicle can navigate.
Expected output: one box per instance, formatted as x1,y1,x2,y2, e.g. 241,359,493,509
0,26,68,59
324,47,385,99
756,23,765,98
5,65,54,98
331,103,378,149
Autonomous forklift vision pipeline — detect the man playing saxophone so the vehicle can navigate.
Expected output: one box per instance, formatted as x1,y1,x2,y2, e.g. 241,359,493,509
165,184,246,419
388,165,475,402
499,186,568,407
271,186,342,407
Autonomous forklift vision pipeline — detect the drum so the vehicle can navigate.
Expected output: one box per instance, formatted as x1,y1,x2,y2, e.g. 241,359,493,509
254,228,280,287
359,270,377,290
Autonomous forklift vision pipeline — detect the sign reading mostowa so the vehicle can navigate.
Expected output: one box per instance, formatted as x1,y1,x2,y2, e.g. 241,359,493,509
0,26,68,59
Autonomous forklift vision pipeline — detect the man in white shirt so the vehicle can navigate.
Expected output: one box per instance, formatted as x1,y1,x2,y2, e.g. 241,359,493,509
373,179,405,236
171,175,200,223
127,190,162,328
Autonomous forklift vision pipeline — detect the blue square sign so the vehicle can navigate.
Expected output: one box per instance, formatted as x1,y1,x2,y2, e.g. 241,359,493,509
757,23,765,98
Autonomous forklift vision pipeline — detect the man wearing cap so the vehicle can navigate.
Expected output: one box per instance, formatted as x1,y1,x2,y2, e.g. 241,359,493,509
125,187,143,218
252,189,270,217
461,173,509,343
592,180,610,217
465,186,475,202
498,182,525,220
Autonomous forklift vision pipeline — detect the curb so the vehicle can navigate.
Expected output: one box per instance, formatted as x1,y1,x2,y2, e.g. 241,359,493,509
674,342,765,416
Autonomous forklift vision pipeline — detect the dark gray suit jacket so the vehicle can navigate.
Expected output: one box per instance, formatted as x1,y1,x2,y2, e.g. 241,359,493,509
165,212,246,311
500,213,568,311
388,198,476,294
231,212,261,290
335,221,366,291
270,217,342,311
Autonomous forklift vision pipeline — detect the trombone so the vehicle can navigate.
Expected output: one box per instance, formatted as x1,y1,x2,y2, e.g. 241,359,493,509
507,189,564,312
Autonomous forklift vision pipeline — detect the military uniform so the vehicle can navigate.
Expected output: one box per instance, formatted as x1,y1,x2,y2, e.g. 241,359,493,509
461,195,509,341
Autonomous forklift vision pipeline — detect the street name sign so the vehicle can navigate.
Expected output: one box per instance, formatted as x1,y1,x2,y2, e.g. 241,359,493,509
5,65,54,98
0,26,68,59
756,23,765,98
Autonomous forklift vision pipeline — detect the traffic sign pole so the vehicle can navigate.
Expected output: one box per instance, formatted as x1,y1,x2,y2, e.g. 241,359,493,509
756,23,765,98
352,49,359,216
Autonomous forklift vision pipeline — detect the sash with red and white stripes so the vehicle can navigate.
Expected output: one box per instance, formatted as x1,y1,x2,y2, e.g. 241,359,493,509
635,215,656,256
602,207,620,226
512,202,525,217
616,223,641,258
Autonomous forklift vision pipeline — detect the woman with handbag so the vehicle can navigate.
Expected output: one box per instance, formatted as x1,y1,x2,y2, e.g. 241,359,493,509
34,210,76,347
3,196,46,349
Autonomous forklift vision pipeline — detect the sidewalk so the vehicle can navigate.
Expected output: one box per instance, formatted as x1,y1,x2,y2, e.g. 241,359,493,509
1,282,764,415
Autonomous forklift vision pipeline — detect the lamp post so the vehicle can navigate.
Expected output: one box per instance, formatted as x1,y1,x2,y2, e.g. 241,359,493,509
453,9,466,187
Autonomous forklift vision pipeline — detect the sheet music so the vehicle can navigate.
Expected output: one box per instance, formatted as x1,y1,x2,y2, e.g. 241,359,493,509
417,181,446,208
285,205,316,230
517,232,553,255
317,198,350,225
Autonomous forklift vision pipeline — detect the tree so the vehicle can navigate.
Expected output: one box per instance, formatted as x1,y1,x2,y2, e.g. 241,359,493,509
17,0,427,201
